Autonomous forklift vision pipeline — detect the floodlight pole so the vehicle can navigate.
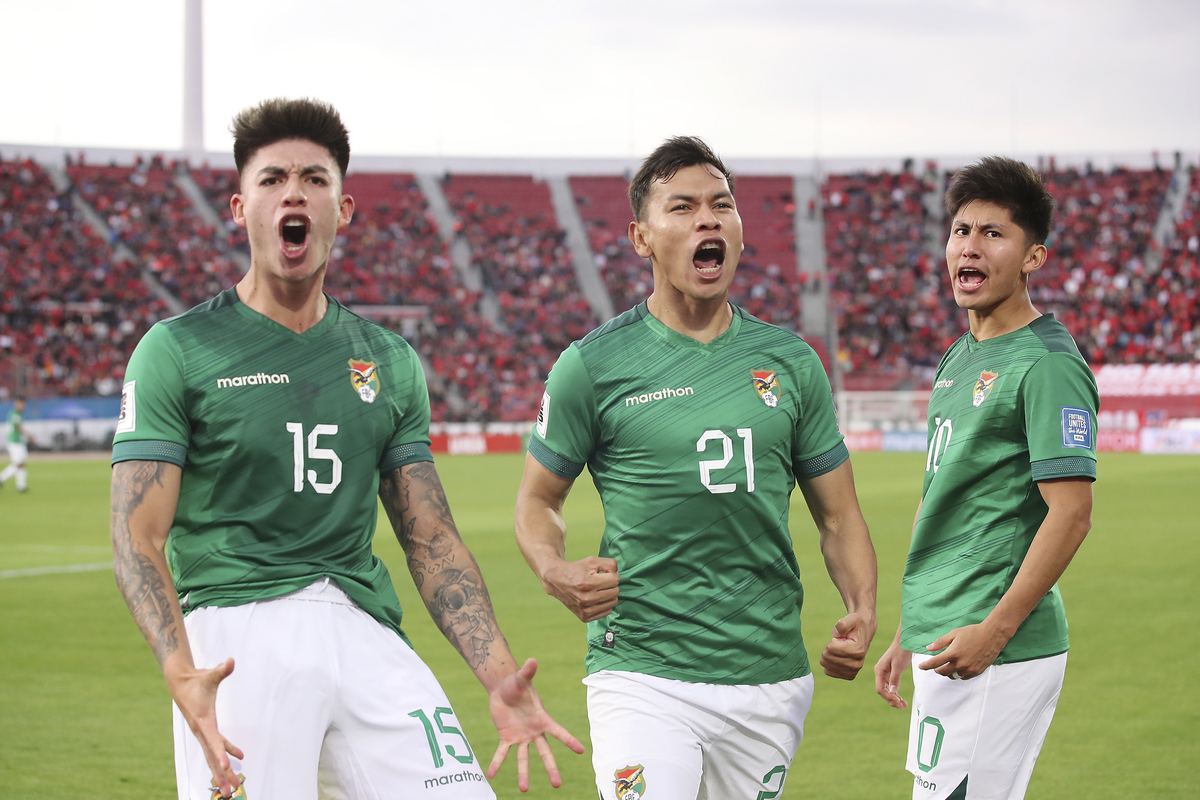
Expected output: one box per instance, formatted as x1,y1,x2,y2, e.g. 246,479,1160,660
183,0,204,156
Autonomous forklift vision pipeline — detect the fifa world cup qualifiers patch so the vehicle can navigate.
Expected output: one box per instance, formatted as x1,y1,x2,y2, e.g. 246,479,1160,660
116,380,136,434
536,391,551,439
613,764,646,800
1061,407,1093,449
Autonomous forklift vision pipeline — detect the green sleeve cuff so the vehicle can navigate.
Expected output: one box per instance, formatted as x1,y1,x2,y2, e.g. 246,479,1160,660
796,440,850,479
379,442,434,473
528,437,586,479
111,440,188,467
1031,456,1096,482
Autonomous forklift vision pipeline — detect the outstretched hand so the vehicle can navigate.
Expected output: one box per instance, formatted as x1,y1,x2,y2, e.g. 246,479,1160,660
166,656,243,798
486,658,585,792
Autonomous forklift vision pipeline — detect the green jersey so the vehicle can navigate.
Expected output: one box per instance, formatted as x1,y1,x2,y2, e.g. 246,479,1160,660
6,409,23,444
530,303,848,685
902,314,1098,664
111,288,433,642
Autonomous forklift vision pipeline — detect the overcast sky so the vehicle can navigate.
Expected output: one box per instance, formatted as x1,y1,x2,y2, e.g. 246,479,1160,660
2,0,1197,162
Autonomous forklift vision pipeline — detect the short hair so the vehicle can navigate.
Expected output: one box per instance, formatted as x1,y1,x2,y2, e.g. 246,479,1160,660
231,98,350,182
628,136,735,222
944,156,1054,245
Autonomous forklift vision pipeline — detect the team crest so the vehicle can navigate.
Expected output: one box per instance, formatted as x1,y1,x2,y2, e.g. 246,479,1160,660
613,764,646,800
752,370,780,408
209,775,247,799
349,359,380,404
973,370,998,407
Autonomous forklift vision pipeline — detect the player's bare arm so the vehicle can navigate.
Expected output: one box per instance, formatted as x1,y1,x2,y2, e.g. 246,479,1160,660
514,452,619,623
920,477,1092,679
110,460,244,797
874,500,921,708
380,461,585,792
796,459,878,680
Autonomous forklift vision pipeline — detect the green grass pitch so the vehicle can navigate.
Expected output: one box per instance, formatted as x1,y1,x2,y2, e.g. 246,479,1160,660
0,452,1196,798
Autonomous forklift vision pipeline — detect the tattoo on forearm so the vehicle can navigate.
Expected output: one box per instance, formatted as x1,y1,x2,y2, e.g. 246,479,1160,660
110,461,180,665
379,462,505,670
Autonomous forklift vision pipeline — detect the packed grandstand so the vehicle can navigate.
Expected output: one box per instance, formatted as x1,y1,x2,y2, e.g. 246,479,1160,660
1,147,1197,439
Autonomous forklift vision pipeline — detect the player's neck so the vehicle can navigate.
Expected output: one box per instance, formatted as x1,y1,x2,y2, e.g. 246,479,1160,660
646,291,733,344
236,268,328,333
967,291,1041,341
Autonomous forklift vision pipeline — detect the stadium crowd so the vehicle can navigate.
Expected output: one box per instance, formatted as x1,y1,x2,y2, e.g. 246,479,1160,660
0,157,166,398
3,153,1196,417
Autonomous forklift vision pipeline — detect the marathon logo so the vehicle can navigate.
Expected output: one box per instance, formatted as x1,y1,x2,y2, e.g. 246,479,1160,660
423,769,487,789
216,372,290,389
625,386,694,407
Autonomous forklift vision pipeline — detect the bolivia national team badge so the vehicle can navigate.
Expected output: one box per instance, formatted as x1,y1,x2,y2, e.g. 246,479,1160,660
349,359,380,404
973,370,998,407
613,765,646,800
209,775,247,799
752,369,780,408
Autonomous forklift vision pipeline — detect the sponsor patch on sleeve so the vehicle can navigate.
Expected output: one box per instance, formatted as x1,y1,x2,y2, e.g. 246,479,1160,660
115,380,136,434
535,391,550,439
1060,406,1092,449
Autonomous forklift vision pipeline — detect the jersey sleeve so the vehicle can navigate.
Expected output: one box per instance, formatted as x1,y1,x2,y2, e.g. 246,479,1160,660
1023,352,1098,481
111,322,189,467
792,353,849,479
527,344,597,479
379,343,434,472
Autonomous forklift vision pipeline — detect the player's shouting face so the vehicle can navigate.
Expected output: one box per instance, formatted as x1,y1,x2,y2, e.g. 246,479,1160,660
946,199,1046,317
629,163,744,307
231,138,354,287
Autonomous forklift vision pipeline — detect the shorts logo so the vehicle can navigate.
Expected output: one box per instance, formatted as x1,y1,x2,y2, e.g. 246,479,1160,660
1061,406,1093,449
116,380,136,434
349,359,379,404
752,370,780,408
613,764,646,800
209,774,246,799
536,391,551,439
972,370,998,407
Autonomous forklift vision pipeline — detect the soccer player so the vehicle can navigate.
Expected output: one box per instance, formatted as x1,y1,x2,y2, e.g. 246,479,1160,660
110,98,581,800
514,136,878,800
873,156,1097,799
1,396,29,491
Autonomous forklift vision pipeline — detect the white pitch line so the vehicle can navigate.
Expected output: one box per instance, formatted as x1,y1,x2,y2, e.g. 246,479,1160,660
0,561,114,579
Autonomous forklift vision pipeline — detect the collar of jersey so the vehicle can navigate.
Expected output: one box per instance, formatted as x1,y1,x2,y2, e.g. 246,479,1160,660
637,301,742,352
965,312,1053,353
226,287,340,339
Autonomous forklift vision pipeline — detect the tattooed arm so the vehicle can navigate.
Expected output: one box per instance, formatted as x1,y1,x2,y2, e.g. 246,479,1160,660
379,462,583,791
111,460,243,798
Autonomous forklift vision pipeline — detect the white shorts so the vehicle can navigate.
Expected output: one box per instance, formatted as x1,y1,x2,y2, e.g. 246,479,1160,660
174,578,494,800
907,652,1067,800
584,669,815,800
6,442,27,464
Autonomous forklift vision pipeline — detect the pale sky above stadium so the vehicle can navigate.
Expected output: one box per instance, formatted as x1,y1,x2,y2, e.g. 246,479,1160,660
1,0,1197,163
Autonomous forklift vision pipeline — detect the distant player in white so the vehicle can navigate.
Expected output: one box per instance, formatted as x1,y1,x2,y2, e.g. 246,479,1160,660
1,397,29,492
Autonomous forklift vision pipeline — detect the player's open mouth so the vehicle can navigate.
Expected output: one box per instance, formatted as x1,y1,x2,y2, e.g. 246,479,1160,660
280,215,310,258
957,267,985,289
693,239,726,276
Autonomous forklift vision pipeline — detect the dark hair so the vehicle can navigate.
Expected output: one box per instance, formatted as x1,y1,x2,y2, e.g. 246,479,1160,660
231,98,350,181
944,156,1054,245
628,136,735,222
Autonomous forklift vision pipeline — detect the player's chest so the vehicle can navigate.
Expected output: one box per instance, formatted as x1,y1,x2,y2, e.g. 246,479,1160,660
594,353,800,464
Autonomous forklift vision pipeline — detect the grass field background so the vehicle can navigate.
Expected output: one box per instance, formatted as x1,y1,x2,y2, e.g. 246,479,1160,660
0,452,1196,798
